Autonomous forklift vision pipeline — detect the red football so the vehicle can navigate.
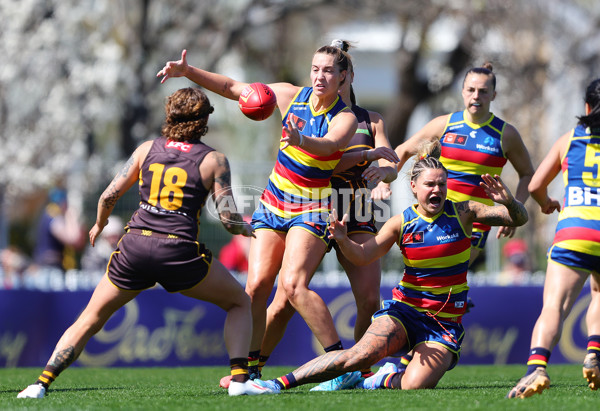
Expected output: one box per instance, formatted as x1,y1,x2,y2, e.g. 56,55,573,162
238,82,277,121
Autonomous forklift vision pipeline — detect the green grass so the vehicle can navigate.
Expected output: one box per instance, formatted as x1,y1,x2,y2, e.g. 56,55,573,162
0,364,596,410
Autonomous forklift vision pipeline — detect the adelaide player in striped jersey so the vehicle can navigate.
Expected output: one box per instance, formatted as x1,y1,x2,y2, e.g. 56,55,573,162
507,78,600,399
394,62,534,266
252,139,527,393
391,63,535,373
157,47,358,383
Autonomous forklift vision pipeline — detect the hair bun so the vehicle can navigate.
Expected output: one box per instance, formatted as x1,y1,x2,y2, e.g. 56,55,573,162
330,39,351,52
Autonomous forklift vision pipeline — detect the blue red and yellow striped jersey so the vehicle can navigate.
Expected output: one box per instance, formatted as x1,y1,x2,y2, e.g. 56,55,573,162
259,87,349,218
551,125,600,255
392,200,471,322
440,110,508,231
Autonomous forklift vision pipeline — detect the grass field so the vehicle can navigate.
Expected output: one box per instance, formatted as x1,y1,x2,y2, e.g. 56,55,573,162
1,364,596,410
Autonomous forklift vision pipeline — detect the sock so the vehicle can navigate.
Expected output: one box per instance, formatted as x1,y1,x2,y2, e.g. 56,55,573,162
323,341,343,352
274,372,298,390
398,354,413,371
229,357,249,383
587,335,600,358
526,347,551,375
362,371,400,389
382,372,398,388
360,367,373,377
35,365,60,389
248,350,260,377
258,355,269,374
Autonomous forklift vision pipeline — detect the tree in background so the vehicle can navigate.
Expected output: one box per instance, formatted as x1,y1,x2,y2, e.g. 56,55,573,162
1,0,599,268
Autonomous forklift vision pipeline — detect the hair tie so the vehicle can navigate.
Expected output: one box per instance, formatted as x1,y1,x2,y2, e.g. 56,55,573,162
330,39,344,49
419,153,428,160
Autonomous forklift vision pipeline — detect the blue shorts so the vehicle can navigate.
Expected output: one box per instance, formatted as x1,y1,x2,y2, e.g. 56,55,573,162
471,230,489,250
548,244,600,272
251,203,330,246
372,299,465,370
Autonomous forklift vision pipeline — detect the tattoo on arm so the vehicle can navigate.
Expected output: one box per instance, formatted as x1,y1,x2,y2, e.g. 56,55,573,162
467,199,528,227
119,155,135,178
213,153,231,188
211,152,245,232
100,154,135,209
101,183,120,209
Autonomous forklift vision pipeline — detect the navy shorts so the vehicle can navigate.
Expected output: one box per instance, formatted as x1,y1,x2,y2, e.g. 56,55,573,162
548,244,600,272
372,299,465,370
107,229,213,293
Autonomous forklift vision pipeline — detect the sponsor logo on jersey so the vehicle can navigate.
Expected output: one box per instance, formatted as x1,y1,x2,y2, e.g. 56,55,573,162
166,140,192,153
288,113,307,132
568,186,600,206
455,301,465,308
402,231,424,244
436,232,460,243
470,130,477,139
444,133,467,145
475,143,500,154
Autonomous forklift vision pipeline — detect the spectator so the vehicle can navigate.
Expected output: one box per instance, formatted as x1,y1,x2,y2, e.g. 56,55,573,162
0,246,29,289
32,188,85,271
498,238,532,285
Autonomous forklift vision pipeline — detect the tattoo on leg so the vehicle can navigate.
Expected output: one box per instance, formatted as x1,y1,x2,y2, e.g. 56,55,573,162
49,346,76,373
293,317,406,385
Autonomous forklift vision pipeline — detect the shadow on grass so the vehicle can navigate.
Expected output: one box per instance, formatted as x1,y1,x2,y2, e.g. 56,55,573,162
4,386,127,395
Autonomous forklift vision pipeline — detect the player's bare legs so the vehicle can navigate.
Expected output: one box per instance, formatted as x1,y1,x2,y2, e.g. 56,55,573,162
278,228,336,348
400,343,454,389
47,275,140,370
584,271,600,390
337,232,381,342
508,261,589,398
261,276,296,357
245,230,286,351
181,259,252,359
290,315,406,384
529,261,589,350
17,275,139,397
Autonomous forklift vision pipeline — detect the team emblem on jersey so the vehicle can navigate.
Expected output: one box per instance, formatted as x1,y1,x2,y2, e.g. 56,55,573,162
402,231,424,244
166,140,192,153
444,133,467,145
288,113,307,132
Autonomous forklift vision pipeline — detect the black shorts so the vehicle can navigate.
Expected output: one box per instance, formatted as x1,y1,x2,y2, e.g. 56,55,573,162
107,229,213,292
332,186,377,235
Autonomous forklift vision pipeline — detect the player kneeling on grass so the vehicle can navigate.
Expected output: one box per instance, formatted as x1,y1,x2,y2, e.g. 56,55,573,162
253,140,528,393
17,88,273,398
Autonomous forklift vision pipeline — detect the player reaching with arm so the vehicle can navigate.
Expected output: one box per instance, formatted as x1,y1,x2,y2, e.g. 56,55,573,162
17,88,270,398
254,39,400,383
158,47,357,385
252,139,527,393
395,62,533,266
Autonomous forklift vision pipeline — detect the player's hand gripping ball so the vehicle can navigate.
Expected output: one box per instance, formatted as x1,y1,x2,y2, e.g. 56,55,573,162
238,83,277,121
